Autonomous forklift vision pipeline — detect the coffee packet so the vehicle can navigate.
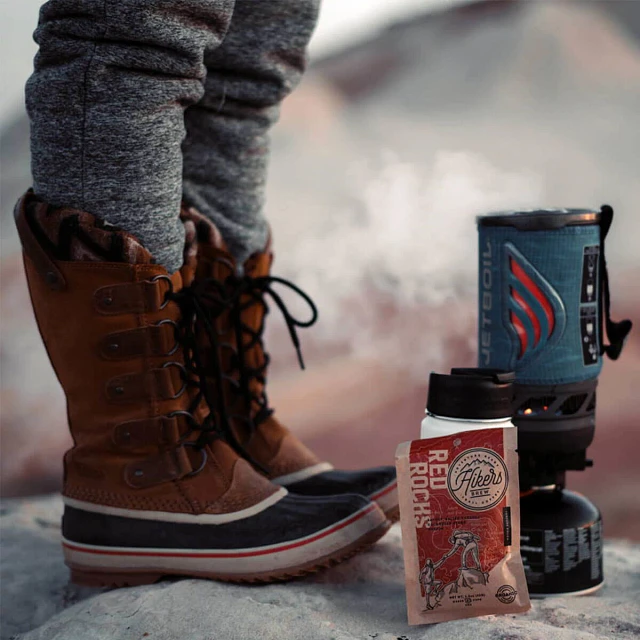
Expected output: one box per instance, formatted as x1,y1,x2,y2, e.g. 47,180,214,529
396,426,530,625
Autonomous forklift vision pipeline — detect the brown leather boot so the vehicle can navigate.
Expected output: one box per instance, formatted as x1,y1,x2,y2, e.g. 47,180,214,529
185,207,399,521
15,192,389,586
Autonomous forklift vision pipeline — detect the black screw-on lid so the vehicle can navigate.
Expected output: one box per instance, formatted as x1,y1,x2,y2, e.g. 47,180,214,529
426,368,515,420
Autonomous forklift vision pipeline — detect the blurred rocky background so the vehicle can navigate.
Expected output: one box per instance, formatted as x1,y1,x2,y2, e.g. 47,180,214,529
2,0,639,544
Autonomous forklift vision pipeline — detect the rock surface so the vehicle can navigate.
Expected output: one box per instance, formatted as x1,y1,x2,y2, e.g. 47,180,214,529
2,495,639,640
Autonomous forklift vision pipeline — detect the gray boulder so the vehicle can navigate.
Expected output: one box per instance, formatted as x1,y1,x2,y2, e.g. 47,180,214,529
2,495,639,640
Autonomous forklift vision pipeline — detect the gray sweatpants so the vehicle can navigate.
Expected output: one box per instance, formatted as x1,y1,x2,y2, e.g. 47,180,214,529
27,0,320,273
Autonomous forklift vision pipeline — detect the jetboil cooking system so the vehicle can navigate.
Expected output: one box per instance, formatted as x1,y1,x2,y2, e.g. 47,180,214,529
476,206,632,596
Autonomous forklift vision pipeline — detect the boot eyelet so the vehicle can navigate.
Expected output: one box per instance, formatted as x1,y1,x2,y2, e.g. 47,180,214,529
133,469,144,478
149,274,174,309
218,341,237,354
166,410,199,432
114,386,125,395
162,362,187,398
167,410,198,443
222,375,241,391
182,442,208,477
103,296,113,306
108,342,119,352
155,319,180,355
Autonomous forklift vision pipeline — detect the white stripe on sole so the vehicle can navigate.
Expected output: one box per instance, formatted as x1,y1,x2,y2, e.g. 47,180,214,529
63,488,288,525
63,503,386,577
270,462,334,486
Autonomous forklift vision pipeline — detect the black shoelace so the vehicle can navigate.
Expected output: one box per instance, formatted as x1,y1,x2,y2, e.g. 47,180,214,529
226,274,318,427
166,278,267,469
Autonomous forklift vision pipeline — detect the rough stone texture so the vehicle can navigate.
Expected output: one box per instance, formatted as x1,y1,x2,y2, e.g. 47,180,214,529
2,495,639,640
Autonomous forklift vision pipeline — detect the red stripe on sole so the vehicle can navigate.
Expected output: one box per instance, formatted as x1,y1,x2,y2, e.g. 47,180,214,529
63,503,378,560
369,481,397,502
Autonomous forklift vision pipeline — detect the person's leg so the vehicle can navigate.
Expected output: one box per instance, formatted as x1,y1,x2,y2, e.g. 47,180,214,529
471,542,481,569
462,543,480,569
181,0,320,264
179,1,397,520
27,0,236,274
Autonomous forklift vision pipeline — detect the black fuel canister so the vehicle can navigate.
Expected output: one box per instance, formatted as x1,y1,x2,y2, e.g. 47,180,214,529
520,487,603,597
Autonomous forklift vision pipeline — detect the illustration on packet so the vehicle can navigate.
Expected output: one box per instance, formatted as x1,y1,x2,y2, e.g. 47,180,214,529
396,427,531,625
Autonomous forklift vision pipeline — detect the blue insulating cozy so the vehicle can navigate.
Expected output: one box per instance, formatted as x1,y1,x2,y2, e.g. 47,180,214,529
477,209,603,386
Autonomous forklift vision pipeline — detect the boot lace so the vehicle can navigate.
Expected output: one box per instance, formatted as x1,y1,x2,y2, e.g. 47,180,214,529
227,274,318,427
165,276,268,469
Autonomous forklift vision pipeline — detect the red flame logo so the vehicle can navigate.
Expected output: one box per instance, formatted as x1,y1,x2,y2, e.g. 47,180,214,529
509,256,556,359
